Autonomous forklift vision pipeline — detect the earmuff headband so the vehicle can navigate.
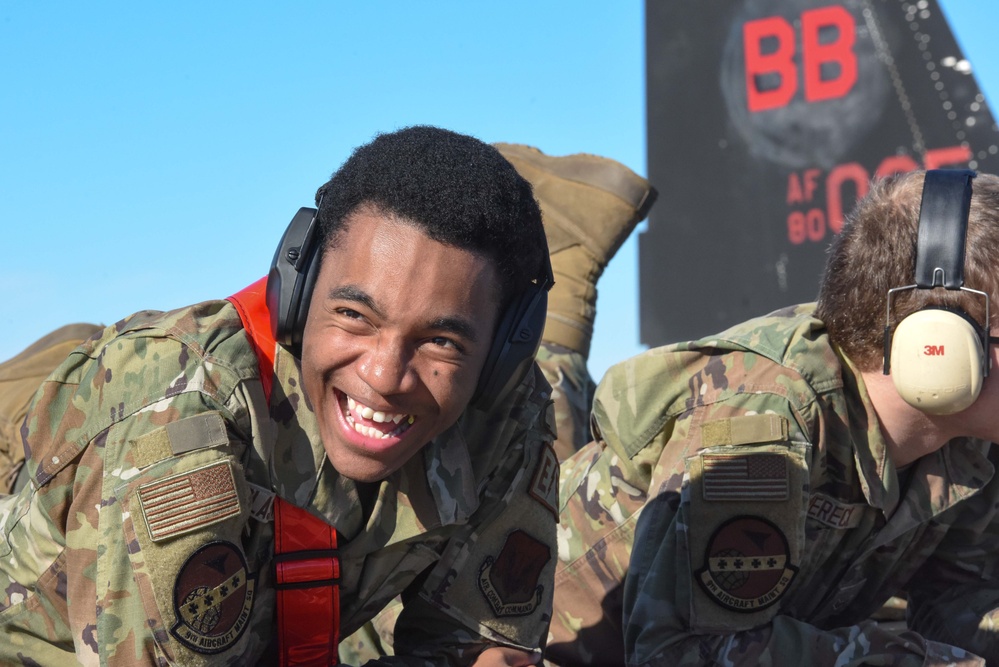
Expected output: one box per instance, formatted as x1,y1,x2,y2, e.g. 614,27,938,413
913,169,974,289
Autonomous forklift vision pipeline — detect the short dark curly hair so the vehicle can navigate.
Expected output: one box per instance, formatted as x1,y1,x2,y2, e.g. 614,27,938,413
314,125,548,306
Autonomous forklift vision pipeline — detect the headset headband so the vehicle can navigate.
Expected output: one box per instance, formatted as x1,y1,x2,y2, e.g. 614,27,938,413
914,169,975,289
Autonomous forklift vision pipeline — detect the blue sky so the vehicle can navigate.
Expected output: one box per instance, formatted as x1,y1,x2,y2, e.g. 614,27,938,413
0,2,993,383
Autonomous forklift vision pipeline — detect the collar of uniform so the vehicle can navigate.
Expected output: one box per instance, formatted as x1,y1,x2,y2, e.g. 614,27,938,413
423,418,479,525
423,361,553,526
868,438,993,549
838,348,996,517
259,343,326,506
297,417,477,544
837,346,902,515
923,437,994,512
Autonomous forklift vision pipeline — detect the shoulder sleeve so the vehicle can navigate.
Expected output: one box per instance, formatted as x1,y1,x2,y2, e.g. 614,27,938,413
0,316,266,666
627,488,983,666
403,398,559,661
624,400,982,667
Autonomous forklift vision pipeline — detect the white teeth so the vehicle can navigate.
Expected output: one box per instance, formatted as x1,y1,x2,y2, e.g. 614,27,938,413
344,394,413,434
347,419,409,440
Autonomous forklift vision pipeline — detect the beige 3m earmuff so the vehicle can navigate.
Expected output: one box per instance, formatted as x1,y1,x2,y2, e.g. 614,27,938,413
888,308,986,414
883,169,992,415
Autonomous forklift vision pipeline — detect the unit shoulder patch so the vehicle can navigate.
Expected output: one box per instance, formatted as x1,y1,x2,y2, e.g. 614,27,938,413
170,540,256,654
695,515,797,613
684,441,807,629
477,529,550,617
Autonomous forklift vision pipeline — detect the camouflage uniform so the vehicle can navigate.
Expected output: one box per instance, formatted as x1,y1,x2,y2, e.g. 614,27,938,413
0,323,104,494
534,344,593,463
339,342,593,665
550,304,997,666
0,296,560,666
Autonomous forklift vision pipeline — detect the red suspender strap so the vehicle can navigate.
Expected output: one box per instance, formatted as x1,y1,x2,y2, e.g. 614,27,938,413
274,497,340,666
226,277,276,401
227,279,341,666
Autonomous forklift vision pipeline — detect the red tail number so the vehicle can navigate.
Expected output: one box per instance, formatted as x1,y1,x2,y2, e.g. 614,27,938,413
744,5,857,112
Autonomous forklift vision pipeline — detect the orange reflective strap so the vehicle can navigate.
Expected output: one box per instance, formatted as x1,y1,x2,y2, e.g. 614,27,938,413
227,279,341,666
226,277,276,400
274,496,340,666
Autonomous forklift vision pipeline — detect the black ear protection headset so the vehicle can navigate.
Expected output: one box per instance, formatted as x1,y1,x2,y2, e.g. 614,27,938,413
882,168,998,415
266,204,554,411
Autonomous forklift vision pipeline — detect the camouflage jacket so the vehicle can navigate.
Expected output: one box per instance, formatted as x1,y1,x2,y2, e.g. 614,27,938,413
341,343,593,665
0,297,559,666
552,304,998,666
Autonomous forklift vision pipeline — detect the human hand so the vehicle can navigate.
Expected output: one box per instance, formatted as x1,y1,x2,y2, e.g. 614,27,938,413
471,646,541,666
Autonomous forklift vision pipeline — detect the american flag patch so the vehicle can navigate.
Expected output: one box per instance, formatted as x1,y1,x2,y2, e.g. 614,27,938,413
702,453,789,501
137,461,241,541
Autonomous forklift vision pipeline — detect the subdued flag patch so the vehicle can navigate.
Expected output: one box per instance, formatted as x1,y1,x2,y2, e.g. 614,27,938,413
702,453,789,501
138,461,241,541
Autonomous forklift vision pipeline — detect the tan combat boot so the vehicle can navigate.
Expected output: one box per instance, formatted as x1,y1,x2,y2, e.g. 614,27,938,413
495,143,657,357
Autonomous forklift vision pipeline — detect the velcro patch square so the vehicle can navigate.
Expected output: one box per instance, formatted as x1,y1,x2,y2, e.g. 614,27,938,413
529,443,559,521
137,461,241,541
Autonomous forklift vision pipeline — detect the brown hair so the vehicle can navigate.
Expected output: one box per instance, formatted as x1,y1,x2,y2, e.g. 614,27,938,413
816,170,999,371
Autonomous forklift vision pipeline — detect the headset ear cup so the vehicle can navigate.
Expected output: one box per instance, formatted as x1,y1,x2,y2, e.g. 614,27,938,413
890,309,984,415
291,251,320,351
266,207,319,351
471,286,548,411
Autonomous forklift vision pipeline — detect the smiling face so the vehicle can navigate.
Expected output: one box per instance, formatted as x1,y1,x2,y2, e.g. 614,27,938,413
300,207,503,482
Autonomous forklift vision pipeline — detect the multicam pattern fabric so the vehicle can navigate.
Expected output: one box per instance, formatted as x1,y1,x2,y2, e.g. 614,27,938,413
534,343,594,463
0,323,105,494
339,342,591,665
550,303,999,666
0,294,558,666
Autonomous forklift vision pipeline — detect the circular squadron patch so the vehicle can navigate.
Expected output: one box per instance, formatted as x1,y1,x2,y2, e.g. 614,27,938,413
695,516,797,613
170,541,256,654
